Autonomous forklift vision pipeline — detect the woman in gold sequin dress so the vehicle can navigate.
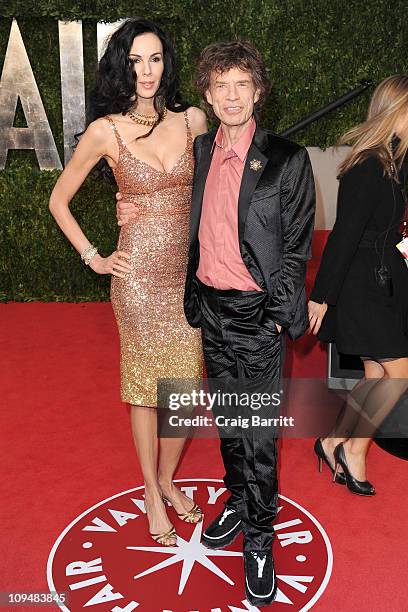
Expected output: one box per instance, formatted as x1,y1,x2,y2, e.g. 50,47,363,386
49,18,207,547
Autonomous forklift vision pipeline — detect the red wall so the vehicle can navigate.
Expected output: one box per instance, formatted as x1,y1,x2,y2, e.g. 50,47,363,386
284,230,329,378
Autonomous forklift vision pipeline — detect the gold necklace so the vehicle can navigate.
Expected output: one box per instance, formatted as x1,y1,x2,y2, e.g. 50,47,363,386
128,107,167,127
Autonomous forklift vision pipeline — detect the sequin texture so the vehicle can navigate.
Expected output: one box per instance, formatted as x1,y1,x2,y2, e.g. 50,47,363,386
105,112,203,406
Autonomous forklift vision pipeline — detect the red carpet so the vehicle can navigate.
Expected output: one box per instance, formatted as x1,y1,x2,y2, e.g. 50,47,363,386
1,240,407,610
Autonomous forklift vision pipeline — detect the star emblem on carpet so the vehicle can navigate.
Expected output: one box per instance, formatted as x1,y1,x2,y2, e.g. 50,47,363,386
127,518,314,604
127,520,242,595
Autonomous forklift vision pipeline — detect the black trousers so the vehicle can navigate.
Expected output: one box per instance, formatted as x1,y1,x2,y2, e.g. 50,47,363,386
199,281,284,551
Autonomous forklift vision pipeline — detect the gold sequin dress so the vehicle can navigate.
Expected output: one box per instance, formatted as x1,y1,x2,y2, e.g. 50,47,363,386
104,111,203,406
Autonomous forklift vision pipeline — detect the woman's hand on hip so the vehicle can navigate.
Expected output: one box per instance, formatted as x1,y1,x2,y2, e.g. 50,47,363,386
308,300,328,335
89,250,131,278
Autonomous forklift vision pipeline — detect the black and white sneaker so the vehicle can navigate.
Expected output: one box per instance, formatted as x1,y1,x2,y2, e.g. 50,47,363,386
244,549,277,607
201,506,242,549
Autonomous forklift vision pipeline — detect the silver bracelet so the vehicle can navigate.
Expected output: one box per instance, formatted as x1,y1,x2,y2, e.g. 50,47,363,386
81,244,98,265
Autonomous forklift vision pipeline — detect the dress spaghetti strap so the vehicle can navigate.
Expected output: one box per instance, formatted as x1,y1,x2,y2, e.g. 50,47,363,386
104,115,124,148
183,109,193,145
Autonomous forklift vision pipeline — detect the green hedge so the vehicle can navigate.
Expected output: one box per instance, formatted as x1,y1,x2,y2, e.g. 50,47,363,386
1,1,407,300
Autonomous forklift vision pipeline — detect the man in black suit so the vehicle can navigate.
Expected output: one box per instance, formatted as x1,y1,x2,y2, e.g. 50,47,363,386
186,40,315,606
118,40,315,607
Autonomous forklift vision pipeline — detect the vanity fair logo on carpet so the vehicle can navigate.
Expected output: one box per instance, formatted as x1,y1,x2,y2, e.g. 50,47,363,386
47,479,332,611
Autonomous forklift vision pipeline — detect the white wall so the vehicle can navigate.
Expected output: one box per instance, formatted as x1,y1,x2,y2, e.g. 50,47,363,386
306,145,350,230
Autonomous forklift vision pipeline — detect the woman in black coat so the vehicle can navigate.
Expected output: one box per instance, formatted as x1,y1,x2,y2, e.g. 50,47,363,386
309,75,408,496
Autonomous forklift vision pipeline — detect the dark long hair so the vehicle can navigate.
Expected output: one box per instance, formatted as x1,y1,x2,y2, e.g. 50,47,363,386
85,18,188,177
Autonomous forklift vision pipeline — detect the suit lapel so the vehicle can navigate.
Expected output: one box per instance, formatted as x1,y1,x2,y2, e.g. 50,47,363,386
190,128,217,245
237,124,269,243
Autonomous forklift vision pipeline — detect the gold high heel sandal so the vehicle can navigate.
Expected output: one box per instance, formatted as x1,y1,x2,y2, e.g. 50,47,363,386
150,526,178,546
177,501,203,524
163,495,203,524
146,497,178,546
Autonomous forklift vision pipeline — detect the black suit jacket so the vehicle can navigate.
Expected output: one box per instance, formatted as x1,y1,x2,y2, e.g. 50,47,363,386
184,123,316,340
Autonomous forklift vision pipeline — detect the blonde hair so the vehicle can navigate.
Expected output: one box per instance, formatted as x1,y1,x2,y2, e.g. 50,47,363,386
338,75,408,180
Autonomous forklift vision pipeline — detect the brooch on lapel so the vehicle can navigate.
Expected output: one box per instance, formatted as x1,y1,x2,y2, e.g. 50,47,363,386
249,158,262,171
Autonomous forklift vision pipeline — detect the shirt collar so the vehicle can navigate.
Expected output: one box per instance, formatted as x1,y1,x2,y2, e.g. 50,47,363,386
211,117,256,161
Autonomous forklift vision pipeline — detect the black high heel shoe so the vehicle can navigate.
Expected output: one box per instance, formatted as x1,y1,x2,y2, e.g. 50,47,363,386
333,443,375,496
314,439,346,485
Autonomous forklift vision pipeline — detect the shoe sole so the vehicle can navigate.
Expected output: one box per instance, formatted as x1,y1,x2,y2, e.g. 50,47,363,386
201,526,242,550
346,488,376,496
245,583,278,607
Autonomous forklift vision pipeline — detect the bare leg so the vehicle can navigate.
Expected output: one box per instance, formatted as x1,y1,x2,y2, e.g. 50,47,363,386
158,437,202,522
343,357,408,480
130,405,176,542
322,359,385,470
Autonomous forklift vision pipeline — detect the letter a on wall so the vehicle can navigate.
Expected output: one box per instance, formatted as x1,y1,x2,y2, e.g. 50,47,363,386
0,19,62,170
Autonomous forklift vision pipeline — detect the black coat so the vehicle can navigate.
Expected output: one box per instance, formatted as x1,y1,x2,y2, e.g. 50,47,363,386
311,155,408,357
183,124,316,340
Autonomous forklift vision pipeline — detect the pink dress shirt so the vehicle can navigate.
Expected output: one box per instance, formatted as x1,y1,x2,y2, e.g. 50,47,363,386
196,118,262,291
